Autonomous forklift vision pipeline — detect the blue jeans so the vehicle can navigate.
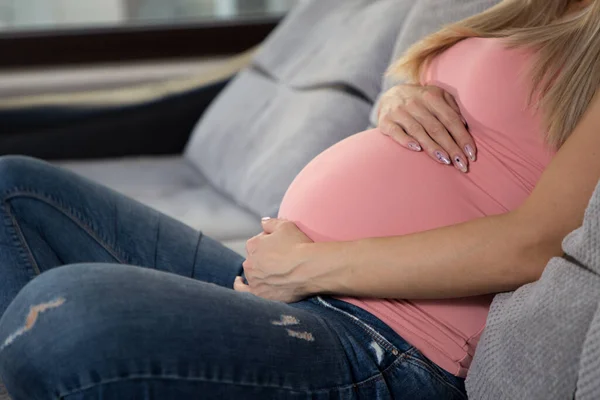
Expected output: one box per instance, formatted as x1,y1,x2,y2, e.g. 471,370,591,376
0,156,467,399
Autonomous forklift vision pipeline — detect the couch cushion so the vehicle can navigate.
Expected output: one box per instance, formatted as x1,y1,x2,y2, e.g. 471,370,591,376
186,70,372,218
369,0,502,127
576,304,600,399
252,0,416,103
185,0,414,217
466,182,600,398
58,156,261,246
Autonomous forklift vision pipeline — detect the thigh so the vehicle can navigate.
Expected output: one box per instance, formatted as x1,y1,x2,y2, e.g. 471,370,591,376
0,156,245,313
0,264,388,400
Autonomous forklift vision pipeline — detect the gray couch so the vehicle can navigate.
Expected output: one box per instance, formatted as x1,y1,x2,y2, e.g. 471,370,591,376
0,1,500,398
0,0,498,257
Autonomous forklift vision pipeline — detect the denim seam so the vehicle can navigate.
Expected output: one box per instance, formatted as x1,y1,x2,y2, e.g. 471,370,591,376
190,231,203,279
312,297,464,393
2,201,41,277
4,189,128,265
153,216,161,268
405,355,468,399
56,369,389,398
58,353,419,398
314,296,407,356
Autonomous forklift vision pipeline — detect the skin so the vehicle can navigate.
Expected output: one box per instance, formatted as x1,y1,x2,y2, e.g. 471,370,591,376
376,0,594,174
234,0,599,303
377,84,473,173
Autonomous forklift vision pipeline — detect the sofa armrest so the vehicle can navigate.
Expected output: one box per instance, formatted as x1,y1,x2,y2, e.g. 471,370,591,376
0,49,255,160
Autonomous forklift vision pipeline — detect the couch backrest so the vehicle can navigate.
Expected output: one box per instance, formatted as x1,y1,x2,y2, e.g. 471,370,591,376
369,0,501,126
186,0,499,217
185,0,414,217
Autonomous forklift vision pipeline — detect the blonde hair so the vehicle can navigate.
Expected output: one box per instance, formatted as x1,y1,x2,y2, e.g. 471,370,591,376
388,0,600,148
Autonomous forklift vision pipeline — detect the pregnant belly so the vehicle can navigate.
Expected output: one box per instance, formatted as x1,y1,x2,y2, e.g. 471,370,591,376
278,129,488,242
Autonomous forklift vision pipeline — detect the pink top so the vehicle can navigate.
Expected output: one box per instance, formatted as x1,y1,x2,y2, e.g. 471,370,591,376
278,38,555,377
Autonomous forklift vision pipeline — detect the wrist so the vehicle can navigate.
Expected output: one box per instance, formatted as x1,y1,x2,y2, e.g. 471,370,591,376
294,240,357,296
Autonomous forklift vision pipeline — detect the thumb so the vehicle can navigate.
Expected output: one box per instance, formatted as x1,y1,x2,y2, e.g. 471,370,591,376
261,217,283,234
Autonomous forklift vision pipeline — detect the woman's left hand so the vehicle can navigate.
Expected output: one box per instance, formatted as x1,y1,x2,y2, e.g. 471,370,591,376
233,218,314,303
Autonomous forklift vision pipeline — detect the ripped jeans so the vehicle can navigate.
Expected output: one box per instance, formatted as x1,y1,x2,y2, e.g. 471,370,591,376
0,156,467,400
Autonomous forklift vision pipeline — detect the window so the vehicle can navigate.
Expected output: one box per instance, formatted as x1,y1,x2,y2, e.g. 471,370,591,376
0,0,298,67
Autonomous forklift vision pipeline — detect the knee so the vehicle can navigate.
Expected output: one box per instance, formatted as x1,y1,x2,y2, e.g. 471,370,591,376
0,265,107,395
0,264,91,352
0,155,49,194
0,155,41,175
0,263,142,357
0,264,159,397
0,264,111,345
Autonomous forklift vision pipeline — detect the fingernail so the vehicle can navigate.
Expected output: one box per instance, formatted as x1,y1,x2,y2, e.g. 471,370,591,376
465,144,476,161
408,142,422,152
261,217,271,222
454,155,468,173
435,151,452,165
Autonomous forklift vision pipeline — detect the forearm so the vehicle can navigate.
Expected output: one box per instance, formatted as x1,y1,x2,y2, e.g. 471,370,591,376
300,210,562,300
296,92,600,301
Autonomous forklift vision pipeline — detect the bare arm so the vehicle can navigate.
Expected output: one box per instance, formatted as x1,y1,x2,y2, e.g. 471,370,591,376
299,92,600,300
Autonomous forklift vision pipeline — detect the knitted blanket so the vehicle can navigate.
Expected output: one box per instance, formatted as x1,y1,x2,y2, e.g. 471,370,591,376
466,181,600,399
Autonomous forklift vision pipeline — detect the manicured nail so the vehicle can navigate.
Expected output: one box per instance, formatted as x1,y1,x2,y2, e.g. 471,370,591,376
408,142,422,152
261,217,271,222
435,151,451,165
454,155,468,173
464,144,476,161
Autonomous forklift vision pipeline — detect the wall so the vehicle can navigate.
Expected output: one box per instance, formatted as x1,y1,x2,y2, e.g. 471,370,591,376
0,0,124,29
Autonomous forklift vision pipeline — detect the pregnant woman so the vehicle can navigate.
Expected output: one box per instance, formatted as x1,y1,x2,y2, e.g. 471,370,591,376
1,0,600,398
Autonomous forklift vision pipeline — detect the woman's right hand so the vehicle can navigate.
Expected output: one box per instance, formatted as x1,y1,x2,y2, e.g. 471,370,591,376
377,83,476,173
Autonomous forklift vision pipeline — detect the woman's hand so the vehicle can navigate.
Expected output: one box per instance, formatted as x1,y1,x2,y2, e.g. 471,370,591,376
378,83,475,173
234,218,314,303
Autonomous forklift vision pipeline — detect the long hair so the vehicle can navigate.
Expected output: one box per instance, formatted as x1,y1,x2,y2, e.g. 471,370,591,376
388,0,600,148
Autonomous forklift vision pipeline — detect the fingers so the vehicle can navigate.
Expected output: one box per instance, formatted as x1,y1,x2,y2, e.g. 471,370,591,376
261,217,285,234
245,233,263,256
444,90,462,115
434,91,476,162
386,100,472,172
233,276,252,292
378,84,477,173
261,217,300,237
409,104,469,173
379,119,422,152
389,108,455,167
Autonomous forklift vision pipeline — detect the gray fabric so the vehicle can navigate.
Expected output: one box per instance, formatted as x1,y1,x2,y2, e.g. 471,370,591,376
185,0,414,217
251,0,415,103
466,181,600,399
576,305,600,399
185,71,372,217
369,0,501,127
58,156,261,248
